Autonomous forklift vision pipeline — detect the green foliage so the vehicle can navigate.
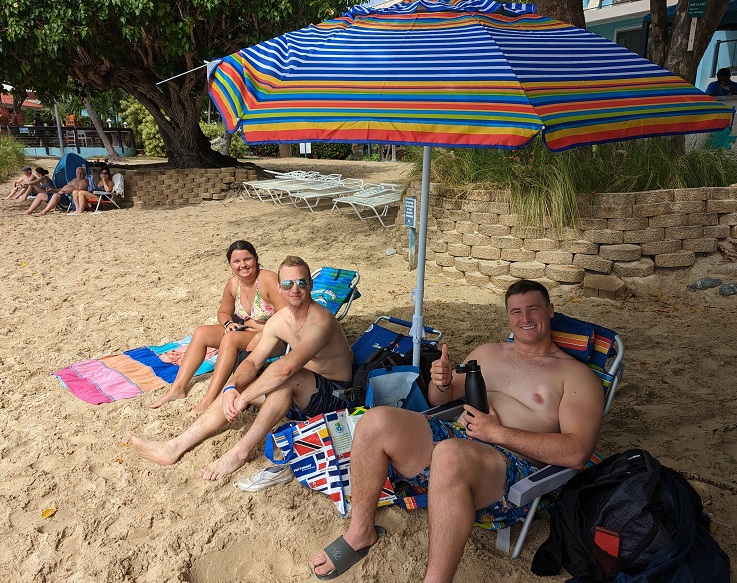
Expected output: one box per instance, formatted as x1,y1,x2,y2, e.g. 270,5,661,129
311,142,352,160
0,0,361,166
199,122,250,159
415,137,737,229
0,134,26,180
120,98,165,157
249,144,281,158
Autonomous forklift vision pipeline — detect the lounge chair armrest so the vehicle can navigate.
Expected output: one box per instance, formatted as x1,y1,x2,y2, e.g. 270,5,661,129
423,399,465,421
508,465,579,507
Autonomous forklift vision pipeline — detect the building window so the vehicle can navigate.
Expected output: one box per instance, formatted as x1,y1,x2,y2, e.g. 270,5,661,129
615,27,642,54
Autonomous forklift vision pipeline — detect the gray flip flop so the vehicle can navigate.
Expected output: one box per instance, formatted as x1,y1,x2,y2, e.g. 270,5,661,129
315,525,386,580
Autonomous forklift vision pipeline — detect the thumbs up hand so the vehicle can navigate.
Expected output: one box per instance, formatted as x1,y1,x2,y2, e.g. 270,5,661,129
430,344,453,391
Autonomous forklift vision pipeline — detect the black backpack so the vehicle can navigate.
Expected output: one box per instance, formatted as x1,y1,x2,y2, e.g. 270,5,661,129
346,341,441,407
532,449,730,583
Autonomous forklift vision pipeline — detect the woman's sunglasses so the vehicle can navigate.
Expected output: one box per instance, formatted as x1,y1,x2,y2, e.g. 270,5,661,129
279,278,310,290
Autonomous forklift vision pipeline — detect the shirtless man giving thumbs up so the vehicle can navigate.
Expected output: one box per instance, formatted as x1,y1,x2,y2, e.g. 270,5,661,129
312,279,604,582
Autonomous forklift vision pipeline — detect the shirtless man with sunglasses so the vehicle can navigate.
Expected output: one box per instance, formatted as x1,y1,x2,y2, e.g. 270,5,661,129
128,255,352,480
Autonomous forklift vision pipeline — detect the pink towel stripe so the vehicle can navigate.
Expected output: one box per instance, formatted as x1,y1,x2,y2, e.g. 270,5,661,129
70,358,145,401
54,365,115,405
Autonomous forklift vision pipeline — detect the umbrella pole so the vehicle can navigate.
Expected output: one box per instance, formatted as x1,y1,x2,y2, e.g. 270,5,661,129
411,146,432,368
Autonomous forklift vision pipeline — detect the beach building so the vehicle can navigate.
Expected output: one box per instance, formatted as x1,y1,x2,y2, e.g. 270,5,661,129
584,0,737,92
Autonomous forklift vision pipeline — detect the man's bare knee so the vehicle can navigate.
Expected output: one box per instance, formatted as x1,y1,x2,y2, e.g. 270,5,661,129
355,407,416,441
431,440,507,507
431,440,478,477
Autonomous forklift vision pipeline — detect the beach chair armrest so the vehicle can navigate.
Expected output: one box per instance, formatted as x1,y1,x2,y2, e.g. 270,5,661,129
423,399,466,421
508,465,578,507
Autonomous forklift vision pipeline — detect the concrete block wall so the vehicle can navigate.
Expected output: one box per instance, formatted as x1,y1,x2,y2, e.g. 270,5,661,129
118,167,257,208
396,183,737,298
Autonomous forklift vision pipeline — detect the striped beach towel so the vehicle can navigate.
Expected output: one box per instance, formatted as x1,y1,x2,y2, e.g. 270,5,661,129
52,336,218,405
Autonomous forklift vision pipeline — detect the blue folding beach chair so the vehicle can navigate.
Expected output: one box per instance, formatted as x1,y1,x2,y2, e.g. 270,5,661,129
310,267,361,321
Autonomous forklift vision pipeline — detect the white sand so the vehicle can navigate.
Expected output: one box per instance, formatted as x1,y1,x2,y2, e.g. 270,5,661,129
1,157,735,582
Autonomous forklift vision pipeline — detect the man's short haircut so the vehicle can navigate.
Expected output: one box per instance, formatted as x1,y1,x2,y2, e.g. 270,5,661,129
22,166,32,171
717,67,731,78
278,255,311,282
505,279,550,307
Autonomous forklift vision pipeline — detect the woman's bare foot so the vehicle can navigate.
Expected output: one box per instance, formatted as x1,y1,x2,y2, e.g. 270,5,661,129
199,450,248,481
190,394,217,416
127,432,180,465
150,385,186,409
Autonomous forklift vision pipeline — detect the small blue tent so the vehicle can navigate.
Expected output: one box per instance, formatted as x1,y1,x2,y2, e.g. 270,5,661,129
52,153,88,188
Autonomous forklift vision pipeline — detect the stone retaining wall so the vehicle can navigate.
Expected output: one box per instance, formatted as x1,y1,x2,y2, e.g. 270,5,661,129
395,182,737,298
106,167,258,208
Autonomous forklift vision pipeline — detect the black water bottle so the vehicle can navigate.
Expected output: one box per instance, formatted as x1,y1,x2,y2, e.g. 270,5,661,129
454,360,489,414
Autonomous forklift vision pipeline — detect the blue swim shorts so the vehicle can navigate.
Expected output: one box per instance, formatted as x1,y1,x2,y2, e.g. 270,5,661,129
393,416,539,529
287,372,349,420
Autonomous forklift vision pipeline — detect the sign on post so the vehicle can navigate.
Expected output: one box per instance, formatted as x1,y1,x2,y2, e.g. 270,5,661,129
687,0,706,17
405,196,417,270
403,196,416,228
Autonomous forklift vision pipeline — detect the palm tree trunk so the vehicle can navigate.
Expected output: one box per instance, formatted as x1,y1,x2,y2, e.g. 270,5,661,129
83,96,123,162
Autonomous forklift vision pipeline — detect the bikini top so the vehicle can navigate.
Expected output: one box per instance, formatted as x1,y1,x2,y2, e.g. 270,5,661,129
234,276,276,322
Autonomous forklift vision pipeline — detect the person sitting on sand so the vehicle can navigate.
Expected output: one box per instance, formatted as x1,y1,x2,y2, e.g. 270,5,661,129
24,166,88,216
18,167,54,202
130,255,353,481
6,166,35,199
151,240,286,415
71,166,113,214
313,280,604,581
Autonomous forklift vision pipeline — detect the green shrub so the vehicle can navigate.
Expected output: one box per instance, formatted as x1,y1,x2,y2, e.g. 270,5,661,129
120,98,165,157
249,143,281,157
0,134,26,180
311,142,352,160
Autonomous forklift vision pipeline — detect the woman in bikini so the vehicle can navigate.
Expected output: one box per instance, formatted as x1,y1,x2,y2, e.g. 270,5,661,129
18,167,54,202
151,240,287,414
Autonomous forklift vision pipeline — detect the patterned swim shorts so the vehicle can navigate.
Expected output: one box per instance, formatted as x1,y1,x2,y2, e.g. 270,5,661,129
287,372,349,420
393,416,539,529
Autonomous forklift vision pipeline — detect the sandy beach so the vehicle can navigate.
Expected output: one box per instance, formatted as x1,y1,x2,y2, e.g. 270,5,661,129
1,157,735,582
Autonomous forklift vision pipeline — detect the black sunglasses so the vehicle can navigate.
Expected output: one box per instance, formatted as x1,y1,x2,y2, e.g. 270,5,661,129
100,171,109,175
279,278,310,290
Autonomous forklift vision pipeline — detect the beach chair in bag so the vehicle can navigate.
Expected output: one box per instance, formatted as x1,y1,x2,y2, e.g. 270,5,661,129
423,313,624,559
310,267,361,321
350,315,443,372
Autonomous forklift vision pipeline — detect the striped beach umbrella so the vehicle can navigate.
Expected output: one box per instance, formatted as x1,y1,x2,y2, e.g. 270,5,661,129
207,0,733,362
208,0,732,152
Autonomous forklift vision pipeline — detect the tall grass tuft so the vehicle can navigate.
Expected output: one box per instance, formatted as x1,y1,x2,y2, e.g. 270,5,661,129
0,134,26,180
408,137,737,228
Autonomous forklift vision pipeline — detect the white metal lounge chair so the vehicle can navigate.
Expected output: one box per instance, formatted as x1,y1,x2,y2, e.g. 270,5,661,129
289,178,365,212
331,185,402,227
247,175,345,205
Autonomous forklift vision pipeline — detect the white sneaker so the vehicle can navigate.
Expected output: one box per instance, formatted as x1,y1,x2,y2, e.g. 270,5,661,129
234,464,294,492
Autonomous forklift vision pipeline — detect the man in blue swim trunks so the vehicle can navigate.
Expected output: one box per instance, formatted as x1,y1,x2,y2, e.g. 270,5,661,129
314,280,604,581
129,255,353,481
